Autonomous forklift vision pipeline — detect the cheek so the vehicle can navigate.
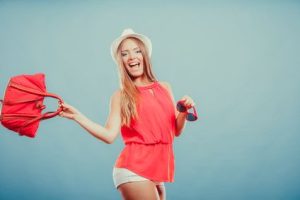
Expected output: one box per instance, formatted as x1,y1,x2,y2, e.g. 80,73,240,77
138,54,144,60
122,57,128,65
122,60,131,71
124,65,130,72
138,55,144,65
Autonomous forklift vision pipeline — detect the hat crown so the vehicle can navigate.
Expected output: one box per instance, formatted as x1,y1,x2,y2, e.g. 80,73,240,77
121,28,135,36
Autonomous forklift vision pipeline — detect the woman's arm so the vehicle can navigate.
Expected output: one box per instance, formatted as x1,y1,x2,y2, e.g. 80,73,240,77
59,90,122,144
160,82,195,137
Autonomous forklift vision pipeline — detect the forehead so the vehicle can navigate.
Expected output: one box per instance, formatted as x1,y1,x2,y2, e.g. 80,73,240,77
121,38,139,50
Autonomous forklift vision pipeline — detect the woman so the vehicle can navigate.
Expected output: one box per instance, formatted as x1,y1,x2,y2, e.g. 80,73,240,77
59,28,195,200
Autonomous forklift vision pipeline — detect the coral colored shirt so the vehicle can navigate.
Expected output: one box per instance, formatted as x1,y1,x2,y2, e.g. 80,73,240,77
114,81,176,182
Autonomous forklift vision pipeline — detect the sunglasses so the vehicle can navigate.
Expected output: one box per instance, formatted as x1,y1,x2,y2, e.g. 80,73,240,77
176,101,198,121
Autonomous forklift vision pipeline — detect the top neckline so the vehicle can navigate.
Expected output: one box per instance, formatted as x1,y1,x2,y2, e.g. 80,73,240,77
136,81,158,90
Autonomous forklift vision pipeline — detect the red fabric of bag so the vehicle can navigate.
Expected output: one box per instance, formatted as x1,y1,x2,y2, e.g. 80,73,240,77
0,73,63,138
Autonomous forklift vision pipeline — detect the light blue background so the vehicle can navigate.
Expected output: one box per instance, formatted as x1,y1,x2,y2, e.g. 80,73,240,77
1,1,300,199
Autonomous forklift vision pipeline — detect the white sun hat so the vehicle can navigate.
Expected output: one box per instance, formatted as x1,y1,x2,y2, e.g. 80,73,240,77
110,28,152,63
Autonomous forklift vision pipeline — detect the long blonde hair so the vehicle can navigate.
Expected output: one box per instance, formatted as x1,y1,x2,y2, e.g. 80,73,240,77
116,37,157,126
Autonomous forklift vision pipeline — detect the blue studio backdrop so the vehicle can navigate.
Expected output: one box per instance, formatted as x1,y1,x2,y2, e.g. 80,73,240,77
1,1,300,200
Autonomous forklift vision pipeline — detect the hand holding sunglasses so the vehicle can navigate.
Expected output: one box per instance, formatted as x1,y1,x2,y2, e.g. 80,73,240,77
176,100,198,121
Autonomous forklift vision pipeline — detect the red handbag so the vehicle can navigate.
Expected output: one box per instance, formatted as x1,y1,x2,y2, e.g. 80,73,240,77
0,73,63,138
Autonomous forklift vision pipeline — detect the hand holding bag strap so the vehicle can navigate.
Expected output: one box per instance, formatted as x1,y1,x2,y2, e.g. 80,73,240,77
41,92,64,119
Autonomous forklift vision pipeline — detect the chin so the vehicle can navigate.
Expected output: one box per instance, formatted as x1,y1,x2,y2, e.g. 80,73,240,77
130,74,143,78
130,72,144,78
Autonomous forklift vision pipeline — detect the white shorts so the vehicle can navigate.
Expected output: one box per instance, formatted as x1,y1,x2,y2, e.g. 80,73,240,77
112,167,164,189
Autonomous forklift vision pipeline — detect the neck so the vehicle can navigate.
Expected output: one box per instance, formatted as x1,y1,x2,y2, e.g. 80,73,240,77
132,75,152,87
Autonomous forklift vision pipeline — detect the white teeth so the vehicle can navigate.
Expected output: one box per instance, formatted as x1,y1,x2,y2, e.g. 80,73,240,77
129,62,140,67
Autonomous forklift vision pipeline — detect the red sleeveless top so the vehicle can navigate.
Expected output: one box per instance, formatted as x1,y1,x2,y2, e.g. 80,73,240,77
114,81,176,182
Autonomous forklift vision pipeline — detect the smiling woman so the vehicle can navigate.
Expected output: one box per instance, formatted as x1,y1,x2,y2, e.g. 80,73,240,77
59,28,196,200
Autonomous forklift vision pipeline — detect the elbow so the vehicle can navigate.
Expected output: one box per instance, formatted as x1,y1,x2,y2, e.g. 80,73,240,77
98,129,117,144
103,137,114,144
175,129,183,137
175,132,181,137
104,135,117,144
93,134,113,144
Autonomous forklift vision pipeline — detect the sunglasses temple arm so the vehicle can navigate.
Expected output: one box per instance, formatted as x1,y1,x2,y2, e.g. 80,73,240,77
193,106,198,118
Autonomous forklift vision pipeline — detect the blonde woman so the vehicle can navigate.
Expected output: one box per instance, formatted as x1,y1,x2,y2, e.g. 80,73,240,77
59,28,196,200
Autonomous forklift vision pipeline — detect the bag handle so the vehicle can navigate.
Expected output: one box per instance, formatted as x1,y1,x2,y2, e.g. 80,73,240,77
9,82,64,119
0,81,64,135
9,82,63,101
0,82,64,125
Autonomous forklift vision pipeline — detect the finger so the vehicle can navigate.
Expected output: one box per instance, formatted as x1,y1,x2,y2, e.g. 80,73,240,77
63,103,76,112
59,111,65,117
189,101,196,107
185,103,192,109
61,103,74,112
187,100,194,106
180,95,191,102
183,99,192,105
59,112,73,119
180,97,188,102
63,102,71,107
186,101,195,108
61,103,69,108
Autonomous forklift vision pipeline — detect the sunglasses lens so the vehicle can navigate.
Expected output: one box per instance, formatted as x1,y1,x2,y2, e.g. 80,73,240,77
186,114,197,121
176,102,187,112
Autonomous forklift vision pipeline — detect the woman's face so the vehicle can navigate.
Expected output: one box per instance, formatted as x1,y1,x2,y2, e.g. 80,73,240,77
120,38,144,78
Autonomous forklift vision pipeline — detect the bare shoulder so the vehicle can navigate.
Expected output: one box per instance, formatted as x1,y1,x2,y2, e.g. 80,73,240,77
159,81,175,102
159,81,172,92
111,89,121,103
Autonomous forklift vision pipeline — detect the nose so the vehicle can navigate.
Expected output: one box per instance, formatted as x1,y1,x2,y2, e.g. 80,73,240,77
128,52,134,60
128,51,138,61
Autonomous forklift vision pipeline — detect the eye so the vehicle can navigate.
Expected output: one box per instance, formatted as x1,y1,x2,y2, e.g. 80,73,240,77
121,53,127,57
136,50,142,54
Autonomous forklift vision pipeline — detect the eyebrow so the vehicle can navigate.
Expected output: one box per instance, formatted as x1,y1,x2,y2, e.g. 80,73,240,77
121,47,140,52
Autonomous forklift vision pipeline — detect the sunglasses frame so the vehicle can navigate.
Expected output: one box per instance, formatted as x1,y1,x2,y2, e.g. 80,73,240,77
176,100,198,121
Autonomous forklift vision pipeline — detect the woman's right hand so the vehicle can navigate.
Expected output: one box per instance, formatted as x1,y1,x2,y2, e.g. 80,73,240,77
59,102,82,121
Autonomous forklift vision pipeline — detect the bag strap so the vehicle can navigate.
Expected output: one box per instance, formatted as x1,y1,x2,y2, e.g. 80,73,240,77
0,81,64,136
0,82,63,126
8,81,63,119
9,82,63,102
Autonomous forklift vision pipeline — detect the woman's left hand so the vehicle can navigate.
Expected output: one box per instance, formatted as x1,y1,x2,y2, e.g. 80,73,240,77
179,95,195,109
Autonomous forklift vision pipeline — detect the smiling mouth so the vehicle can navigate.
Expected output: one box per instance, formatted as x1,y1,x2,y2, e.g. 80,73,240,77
128,62,140,68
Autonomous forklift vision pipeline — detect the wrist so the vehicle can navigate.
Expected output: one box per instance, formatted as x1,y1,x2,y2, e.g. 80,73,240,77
74,113,86,123
177,112,188,119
